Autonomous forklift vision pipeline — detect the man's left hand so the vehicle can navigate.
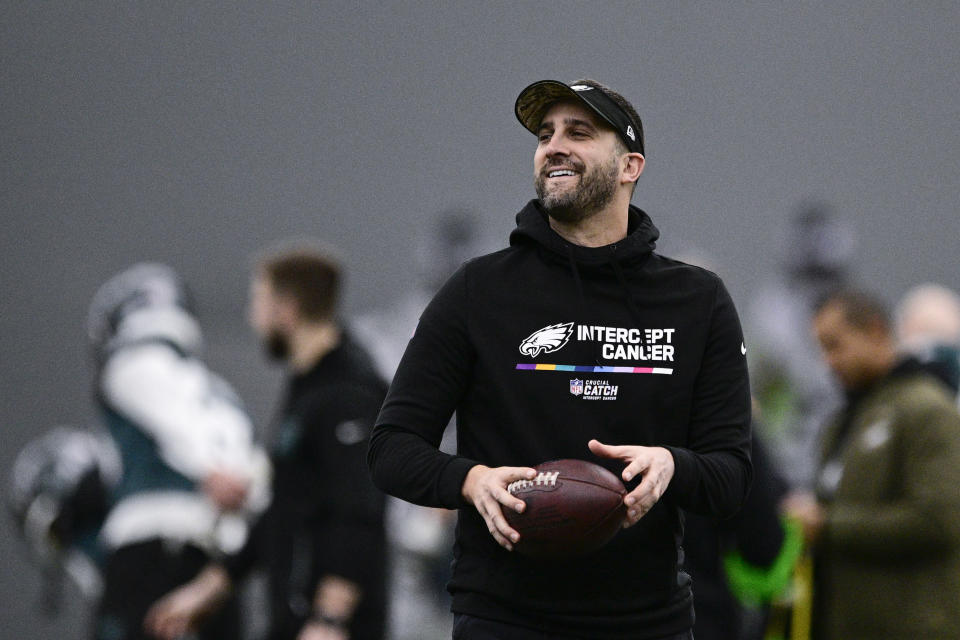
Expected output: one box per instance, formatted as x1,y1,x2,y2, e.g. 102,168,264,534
202,470,249,511
588,439,675,528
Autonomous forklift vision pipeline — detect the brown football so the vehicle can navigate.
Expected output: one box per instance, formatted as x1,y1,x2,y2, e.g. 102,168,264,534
504,458,627,557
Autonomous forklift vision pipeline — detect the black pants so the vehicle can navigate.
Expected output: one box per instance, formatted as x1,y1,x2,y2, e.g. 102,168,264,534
453,613,695,640
94,539,239,640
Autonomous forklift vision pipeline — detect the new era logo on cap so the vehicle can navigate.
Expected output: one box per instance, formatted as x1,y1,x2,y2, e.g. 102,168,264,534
626,125,636,141
570,85,593,92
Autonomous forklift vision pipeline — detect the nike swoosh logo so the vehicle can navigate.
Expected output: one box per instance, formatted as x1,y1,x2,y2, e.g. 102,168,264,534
740,342,746,355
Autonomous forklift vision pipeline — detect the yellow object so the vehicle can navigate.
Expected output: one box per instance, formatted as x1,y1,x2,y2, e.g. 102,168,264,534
790,554,812,640
763,551,812,640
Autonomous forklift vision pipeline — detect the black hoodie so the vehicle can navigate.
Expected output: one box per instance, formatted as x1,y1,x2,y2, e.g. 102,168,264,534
369,201,752,638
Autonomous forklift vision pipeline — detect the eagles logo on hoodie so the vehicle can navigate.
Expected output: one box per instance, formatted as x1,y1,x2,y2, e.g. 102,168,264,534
518,322,574,357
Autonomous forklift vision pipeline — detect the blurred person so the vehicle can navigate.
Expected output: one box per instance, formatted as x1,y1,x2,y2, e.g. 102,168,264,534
354,208,483,382
894,282,960,396
85,262,271,640
746,201,853,489
674,251,804,640
368,78,752,639
784,288,960,639
147,245,388,640
684,429,802,640
352,209,483,640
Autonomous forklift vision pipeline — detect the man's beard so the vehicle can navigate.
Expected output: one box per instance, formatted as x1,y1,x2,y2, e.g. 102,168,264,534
263,329,289,361
534,154,619,224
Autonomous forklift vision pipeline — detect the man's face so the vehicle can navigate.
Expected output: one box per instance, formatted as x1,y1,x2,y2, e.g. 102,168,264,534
813,303,885,391
533,100,623,223
248,274,290,361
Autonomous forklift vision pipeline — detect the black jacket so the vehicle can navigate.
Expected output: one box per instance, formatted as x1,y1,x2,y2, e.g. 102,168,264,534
228,334,388,640
685,433,788,640
369,201,752,639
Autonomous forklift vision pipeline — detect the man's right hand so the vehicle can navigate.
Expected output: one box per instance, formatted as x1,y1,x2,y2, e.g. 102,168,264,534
461,464,536,551
144,564,231,639
781,490,826,545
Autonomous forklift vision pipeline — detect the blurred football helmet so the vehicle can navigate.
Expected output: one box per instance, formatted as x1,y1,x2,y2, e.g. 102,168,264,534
8,426,121,602
87,263,201,360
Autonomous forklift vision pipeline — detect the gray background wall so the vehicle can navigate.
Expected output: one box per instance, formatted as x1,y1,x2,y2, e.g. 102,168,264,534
3,2,959,637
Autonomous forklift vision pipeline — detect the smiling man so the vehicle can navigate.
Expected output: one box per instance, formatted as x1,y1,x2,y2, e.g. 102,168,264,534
368,79,752,639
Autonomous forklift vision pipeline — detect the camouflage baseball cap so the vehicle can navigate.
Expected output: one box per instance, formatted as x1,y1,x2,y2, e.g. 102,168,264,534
515,79,644,156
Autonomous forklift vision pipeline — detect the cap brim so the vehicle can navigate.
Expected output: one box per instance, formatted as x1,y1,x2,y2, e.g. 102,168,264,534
515,80,634,147
515,80,584,135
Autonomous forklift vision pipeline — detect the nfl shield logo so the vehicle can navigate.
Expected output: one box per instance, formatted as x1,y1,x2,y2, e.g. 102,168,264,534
569,378,584,396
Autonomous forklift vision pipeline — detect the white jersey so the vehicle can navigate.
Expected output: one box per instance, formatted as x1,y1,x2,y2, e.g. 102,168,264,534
99,341,270,554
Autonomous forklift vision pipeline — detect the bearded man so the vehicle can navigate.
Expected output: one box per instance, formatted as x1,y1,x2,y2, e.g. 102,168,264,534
368,78,752,640
147,246,388,640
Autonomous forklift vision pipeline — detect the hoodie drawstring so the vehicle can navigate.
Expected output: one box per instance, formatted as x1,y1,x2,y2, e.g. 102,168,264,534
565,246,646,327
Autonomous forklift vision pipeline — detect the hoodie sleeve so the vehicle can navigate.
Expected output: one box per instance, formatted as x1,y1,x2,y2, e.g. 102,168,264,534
367,266,480,509
663,278,753,517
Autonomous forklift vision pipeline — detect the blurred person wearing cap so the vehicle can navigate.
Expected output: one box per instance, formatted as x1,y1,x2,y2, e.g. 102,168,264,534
353,208,485,383
784,288,960,639
353,209,486,640
368,79,752,639
146,246,389,640
745,201,853,491
84,263,271,640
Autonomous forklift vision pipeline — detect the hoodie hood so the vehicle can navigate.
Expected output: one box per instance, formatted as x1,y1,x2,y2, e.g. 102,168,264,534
508,199,659,268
